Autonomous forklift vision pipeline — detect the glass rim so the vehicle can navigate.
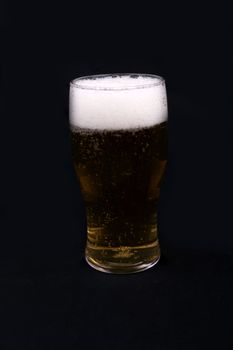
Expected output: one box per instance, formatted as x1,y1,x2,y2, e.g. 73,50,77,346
70,73,165,91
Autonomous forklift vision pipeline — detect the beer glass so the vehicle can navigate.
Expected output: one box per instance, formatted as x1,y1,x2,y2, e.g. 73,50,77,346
69,74,168,273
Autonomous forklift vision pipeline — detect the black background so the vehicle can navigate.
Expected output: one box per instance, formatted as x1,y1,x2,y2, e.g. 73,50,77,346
1,2,233,349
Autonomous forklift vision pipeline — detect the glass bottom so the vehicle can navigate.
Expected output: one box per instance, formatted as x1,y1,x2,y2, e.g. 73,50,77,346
85,241,160,274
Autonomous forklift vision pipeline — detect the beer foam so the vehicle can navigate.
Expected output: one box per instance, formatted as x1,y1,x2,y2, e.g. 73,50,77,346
70,74,168,130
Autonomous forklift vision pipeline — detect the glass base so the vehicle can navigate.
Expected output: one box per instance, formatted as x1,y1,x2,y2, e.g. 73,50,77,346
85,253,160,274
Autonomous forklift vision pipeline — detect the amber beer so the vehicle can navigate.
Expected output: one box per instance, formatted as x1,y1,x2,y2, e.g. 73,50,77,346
69,74,168,273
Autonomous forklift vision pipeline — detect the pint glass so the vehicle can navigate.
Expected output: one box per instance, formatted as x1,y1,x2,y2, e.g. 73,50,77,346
69,74,168,273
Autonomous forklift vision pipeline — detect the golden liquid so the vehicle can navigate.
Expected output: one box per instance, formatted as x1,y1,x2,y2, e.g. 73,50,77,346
71,122,167,273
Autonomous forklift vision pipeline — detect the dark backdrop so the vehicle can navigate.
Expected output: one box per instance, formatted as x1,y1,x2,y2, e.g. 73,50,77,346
1,2,233,349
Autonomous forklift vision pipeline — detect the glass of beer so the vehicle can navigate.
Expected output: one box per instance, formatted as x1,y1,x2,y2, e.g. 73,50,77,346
69,74,168,273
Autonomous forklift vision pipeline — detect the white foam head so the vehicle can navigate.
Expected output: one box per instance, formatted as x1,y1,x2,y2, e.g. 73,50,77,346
69,74,168,130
